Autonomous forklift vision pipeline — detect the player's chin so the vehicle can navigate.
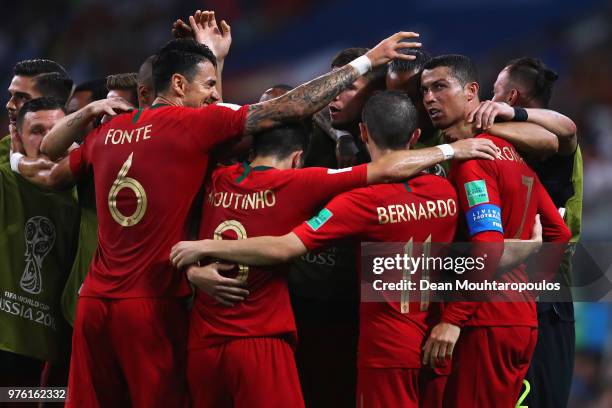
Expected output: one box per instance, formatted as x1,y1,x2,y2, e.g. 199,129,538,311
430,116,449,130
331,117,352,131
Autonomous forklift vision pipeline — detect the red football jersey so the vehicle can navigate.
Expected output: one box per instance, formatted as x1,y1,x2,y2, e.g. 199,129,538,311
189,162,368,349
69,103,249,298
442,134,571,327
293,174,458,368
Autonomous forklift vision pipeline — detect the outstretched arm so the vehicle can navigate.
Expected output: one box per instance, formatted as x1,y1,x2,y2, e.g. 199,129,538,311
525,108,577,155
40,98,133,160
16,155,75,189
366,138,497,184
468,100,577,156
170,232,307,269
488,122,558,158
243,31,421,135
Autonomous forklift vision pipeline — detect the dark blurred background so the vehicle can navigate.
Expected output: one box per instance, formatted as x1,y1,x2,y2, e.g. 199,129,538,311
2,1,612,406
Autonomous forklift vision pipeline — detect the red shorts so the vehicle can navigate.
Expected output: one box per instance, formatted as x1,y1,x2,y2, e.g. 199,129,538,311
357,367,447,408
187,337,304,408
66,297,189,408
443,326,537,408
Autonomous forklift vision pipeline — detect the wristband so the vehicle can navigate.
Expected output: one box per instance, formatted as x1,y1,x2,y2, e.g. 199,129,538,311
10,151,24,174
348,55,372,76
436,144,455,160
512,107,528,122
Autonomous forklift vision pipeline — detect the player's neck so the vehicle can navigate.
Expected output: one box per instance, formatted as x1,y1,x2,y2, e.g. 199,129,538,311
369,146,398,162
250,156,288,170
443,119,476,140
152,95,182,107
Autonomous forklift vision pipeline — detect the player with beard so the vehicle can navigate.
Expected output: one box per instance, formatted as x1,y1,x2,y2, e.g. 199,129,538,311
41,30,426,407
419,54,572,407
467,57,581,408
3,59,73,165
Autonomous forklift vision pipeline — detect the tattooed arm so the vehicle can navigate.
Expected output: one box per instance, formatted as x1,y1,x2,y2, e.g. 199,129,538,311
244,31,421,135
41,98,132,160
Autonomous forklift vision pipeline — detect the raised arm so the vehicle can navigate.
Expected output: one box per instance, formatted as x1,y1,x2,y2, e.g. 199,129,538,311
173,10,231,100
243,31,421,135
170,232,307,269
40,98,132,161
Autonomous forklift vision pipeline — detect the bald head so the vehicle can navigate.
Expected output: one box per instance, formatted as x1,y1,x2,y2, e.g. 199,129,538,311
259,84,293,102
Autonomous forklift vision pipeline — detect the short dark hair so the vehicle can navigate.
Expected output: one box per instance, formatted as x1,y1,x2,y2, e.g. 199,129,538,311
107,73,139,105
331,47,369,68
423,54,478,86
31,72,73,105
252,124,308,159
331,47,386,85
107,72,138,90
153,39,217,94
505,57,558,107
138,55,156,87
14,59,69,78
16,97,67,132
13,59,73,104
74,78,108,102
389,48,431,74
362,91,418,150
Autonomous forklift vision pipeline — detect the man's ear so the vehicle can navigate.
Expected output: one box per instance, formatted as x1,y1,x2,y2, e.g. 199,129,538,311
465,81,479,102
291,150,304,169
170,73,188,97
359,122,369,145
408,128,422,148
138,85,149,104
9,123,25,154
508,88,520,106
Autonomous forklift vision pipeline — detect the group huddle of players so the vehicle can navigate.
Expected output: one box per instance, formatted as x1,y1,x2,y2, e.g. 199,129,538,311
1,8,582,408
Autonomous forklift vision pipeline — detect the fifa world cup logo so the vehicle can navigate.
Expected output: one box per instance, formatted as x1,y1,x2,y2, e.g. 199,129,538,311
19,216,56,295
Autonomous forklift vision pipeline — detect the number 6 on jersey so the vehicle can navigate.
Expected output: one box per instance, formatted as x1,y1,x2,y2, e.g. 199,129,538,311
108,152,148,227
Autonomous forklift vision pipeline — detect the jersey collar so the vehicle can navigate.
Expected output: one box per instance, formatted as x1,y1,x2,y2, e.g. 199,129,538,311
235,161,274,183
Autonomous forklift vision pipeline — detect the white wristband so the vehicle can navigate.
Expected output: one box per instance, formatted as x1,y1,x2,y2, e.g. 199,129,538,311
348,55,372,76
10,151,24,174
436,144,454,160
